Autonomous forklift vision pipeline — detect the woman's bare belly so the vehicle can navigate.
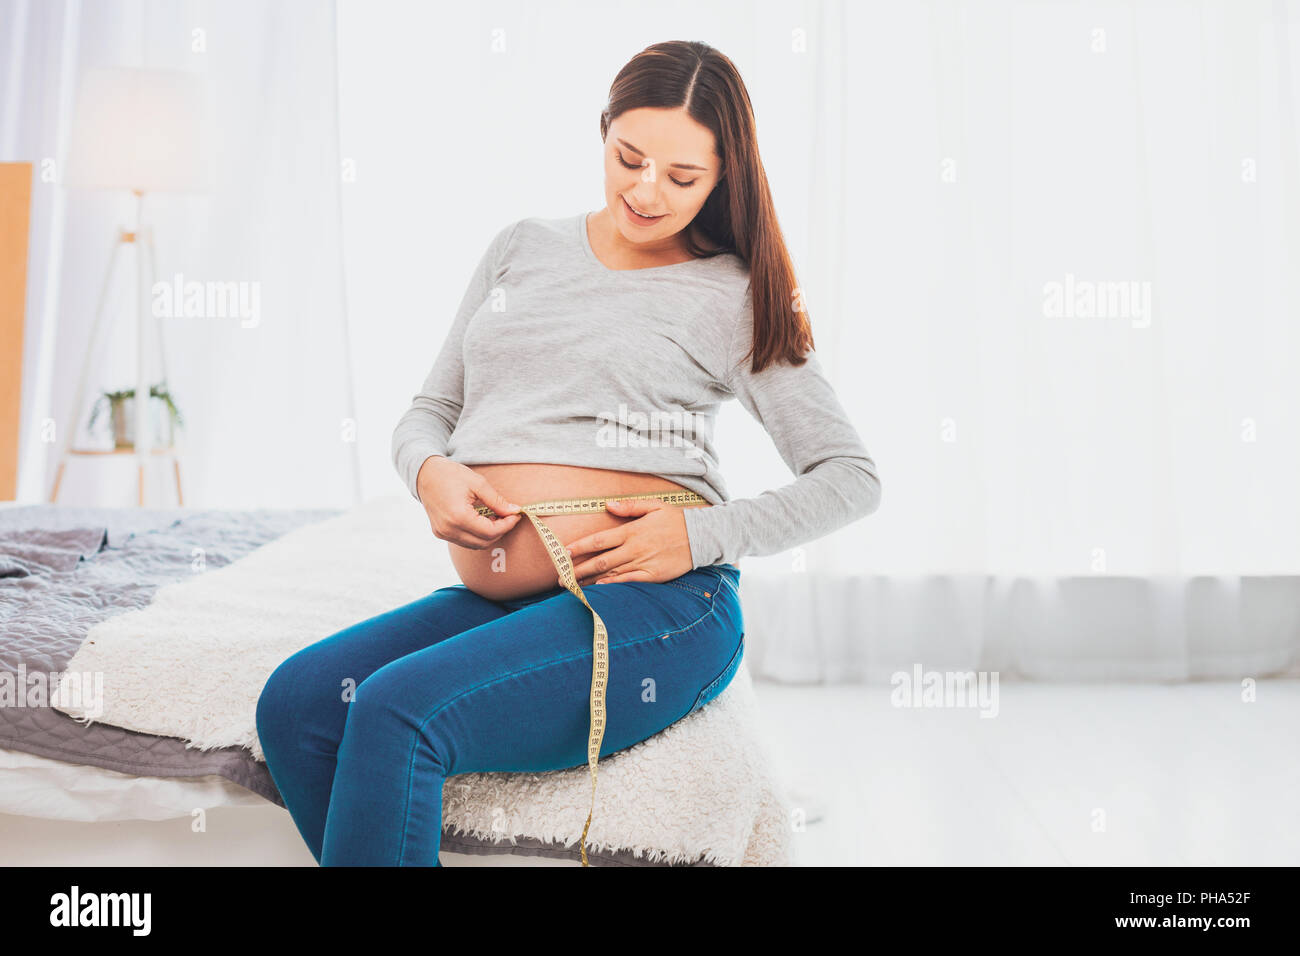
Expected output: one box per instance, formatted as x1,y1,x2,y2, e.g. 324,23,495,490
449,463,711,601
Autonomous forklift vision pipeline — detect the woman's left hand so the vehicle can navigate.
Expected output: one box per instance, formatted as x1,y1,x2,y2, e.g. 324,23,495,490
561,498,695,586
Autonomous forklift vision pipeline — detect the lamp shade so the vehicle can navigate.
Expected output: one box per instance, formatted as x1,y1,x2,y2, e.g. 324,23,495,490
63,67,208,193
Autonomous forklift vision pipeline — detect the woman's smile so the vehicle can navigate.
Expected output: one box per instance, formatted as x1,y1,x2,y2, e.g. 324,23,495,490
621,194,666,224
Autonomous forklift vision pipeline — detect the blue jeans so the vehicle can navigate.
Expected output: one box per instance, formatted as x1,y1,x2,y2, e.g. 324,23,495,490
254,562,743,866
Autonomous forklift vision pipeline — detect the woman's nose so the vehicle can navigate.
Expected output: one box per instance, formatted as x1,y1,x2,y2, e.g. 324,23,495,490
628,185,664,211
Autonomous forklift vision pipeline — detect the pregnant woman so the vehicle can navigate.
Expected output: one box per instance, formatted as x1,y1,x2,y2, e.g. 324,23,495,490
256,39,881,867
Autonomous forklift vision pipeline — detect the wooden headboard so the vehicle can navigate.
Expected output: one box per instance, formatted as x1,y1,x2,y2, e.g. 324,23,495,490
0,162,32,500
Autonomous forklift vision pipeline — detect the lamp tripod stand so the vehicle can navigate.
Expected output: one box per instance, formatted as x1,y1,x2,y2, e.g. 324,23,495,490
48,189,183,505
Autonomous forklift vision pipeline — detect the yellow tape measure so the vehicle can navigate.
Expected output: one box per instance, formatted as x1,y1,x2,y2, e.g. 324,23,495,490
473,489,709,866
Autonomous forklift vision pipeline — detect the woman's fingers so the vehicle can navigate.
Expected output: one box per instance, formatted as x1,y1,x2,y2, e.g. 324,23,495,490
462,508,520,541
441,510,520,548
593,567,653,585
563,525,629,567
457,480,522,541
472,476,521,518
569,543,636,582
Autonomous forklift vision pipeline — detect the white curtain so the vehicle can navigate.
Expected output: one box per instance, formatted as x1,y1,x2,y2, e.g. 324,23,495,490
336,0,1300,681
742,0,1300,680
4,0,358,509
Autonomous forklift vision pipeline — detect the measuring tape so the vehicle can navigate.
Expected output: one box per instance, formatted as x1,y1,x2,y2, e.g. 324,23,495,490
473,489,709,866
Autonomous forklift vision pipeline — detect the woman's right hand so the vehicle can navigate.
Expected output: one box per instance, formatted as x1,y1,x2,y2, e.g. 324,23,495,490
415,455,523,548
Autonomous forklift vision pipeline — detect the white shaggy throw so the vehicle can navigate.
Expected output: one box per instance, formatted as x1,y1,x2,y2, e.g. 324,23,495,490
54,494,792,866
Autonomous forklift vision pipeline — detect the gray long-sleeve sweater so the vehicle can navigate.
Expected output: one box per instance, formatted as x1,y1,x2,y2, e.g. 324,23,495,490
391,212,881,569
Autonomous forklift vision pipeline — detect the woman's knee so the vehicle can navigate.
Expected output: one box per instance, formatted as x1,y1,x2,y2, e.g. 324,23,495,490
349,658,431,727
256,644,338,742
345,658,461,756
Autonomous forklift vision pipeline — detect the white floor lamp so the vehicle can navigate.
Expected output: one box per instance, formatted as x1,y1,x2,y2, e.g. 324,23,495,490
49,67,207,506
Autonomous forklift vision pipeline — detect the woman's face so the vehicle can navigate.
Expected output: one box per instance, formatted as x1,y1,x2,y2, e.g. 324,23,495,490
601,107,722,247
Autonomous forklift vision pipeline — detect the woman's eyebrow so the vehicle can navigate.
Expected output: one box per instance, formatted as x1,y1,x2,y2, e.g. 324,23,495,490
615,138,708,171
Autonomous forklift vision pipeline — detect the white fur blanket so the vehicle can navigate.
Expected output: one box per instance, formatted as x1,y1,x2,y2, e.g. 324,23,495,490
54,494,791,866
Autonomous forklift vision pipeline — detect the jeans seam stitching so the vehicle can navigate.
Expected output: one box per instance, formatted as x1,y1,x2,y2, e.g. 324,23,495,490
691,636,744,713
394,580,723,863
663,580,710,598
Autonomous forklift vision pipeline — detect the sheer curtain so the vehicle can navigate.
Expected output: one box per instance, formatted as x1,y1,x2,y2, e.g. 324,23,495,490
5,0,358,509
733,0,1300,681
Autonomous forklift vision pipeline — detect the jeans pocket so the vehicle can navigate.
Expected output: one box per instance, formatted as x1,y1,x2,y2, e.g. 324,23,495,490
689,635,744,715
663,566,723,601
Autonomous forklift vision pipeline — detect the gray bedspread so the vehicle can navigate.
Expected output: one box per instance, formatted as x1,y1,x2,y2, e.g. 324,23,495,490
0,504,339,806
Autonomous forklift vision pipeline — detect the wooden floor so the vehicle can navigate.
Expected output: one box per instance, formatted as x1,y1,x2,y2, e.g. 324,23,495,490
2,678,1296,866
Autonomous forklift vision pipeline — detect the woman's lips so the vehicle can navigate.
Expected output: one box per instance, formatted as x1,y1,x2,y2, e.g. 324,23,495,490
622,195,665,225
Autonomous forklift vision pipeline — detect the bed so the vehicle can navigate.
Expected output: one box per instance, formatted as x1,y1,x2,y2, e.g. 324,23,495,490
0,498,791,866
0,503,327,838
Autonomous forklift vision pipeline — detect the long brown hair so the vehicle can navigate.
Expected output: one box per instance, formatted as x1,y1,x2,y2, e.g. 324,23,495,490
599,40,813,374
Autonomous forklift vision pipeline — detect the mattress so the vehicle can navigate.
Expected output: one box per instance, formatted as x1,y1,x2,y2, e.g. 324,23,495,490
0,745,269,821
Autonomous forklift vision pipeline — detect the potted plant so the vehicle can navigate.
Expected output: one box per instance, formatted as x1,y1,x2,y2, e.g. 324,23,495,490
87,383,184,449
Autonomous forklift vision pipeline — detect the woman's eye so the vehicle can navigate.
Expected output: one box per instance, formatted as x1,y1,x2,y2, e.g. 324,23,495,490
615,151,697,188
